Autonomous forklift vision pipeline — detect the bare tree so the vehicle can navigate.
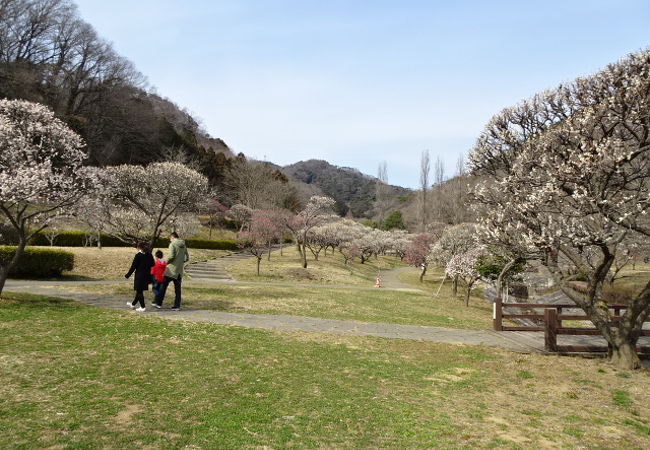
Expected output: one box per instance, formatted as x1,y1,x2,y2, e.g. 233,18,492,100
419,150,430,232
374,161,389,226
225,158,296,210
433,156,445,188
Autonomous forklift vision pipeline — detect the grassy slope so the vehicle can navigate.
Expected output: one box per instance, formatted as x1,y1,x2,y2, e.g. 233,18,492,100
47,247,230,280
1,293,649,449
228,245,403,286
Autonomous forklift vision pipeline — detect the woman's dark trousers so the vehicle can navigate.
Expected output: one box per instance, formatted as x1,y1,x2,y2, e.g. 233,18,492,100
131,290,145,308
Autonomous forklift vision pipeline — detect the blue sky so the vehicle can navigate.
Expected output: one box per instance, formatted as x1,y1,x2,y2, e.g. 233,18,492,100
75,0,649,188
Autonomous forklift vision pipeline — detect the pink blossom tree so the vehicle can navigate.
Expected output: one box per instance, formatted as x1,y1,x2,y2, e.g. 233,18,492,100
236,231,268,275
404,233,437,282
202,197,228,239
0,99,93,295
250,209,285,261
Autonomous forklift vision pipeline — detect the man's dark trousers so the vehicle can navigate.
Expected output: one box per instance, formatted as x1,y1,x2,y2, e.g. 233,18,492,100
155,275,182,308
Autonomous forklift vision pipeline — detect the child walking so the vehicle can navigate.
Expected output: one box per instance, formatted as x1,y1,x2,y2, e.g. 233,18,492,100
125,242,155,312
150,250,167,301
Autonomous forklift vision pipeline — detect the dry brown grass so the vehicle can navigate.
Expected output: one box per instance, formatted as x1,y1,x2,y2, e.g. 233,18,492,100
228,245,402,286
55,246,229,280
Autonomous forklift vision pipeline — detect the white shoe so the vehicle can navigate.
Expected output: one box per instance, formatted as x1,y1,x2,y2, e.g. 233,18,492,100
127,302,135,308
135,307,146,312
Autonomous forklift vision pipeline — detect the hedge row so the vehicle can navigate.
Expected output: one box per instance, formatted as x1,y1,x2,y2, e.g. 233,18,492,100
0,246,74,277
27,231,238,250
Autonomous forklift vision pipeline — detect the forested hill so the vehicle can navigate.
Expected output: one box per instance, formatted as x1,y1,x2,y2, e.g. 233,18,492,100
0,0,232,182
283,160,412,217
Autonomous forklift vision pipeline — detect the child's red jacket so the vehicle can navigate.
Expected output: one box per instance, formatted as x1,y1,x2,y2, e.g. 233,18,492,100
151,259,167,283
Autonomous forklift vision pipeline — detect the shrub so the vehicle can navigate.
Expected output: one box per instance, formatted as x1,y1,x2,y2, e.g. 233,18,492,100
29,231,126,247
0,246,74,277
185,238,238,250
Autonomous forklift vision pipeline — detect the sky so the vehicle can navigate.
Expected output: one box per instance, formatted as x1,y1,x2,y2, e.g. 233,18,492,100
75,0,649,188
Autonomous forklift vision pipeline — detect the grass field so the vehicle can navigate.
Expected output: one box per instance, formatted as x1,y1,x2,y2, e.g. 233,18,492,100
1,292,649,449
228,245,403,286
45,246,230,280
67,281,496,329
609,263,650,300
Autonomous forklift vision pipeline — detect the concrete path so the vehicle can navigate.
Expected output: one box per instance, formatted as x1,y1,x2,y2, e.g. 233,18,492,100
377,266,424,291
3,281,535,353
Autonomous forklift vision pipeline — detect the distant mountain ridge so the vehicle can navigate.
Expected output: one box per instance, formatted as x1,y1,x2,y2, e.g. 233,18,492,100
282,159,412,218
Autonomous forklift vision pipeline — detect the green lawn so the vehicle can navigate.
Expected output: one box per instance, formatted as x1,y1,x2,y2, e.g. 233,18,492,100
228,245,403,286
1,293,649,449
67,282,495,330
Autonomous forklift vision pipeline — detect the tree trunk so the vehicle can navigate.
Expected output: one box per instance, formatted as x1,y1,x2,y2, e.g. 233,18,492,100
256,257,261,276
301,244,308,269
0,238,27,297
496,259,516,298
451,275,458,296
559,281,646,370
148,223,161,252
608,334,642,370
465,279,476,307
419,265,427,283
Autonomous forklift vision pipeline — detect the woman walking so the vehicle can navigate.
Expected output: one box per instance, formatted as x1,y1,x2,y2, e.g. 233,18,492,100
125,242,155,312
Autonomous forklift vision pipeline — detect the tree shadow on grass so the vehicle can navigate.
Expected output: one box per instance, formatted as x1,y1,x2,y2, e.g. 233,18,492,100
0,292,75,308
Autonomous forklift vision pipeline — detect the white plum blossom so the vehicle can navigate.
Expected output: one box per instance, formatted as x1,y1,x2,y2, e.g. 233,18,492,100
283,195,336,268
0,99,94,294
469,49,650,369
98,161,209,248
445,247,485,306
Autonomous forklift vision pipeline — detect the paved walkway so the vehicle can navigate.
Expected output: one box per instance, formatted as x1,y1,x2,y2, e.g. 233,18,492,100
4,281,535,353
8,270,646,357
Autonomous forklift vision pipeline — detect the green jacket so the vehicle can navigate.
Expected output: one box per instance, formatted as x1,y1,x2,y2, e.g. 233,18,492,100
164,238,189,278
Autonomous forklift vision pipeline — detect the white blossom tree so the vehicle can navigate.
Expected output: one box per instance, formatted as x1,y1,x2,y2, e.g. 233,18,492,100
73,197,108,248
0,99,93,295
445,247,485,306
168,213,200,239
387,230,412,261
283,195,336,269
228,204,253,232
99,162,209,249
428,223,478,293
470,49,650,369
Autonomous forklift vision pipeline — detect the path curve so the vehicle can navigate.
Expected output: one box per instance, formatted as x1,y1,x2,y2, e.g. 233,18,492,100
379,266,425,291
4,281,536,353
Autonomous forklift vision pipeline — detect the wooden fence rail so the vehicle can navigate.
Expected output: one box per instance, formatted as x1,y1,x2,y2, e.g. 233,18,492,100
493,295,650,355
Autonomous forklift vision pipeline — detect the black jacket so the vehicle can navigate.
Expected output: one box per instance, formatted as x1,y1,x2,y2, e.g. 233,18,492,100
126,251,155,291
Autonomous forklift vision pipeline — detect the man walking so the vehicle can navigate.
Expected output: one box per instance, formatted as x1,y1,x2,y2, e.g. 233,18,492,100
153,232,189,310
